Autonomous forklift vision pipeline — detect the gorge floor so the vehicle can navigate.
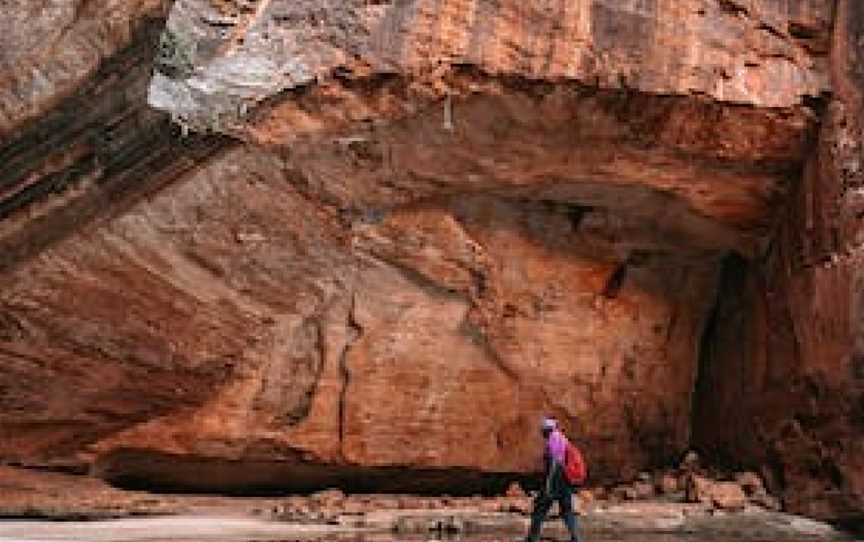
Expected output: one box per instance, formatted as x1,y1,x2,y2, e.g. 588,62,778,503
0,512,858,542
0,466,858,542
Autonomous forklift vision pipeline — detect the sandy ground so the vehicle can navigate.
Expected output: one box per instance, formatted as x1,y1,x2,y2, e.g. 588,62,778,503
0,511,859,542
0,467,859,542
0,516,349,542
0,516,344,542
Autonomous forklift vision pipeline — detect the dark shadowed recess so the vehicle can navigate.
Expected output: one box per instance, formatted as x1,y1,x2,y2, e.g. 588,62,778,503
94,448,534,496
690,252,753,469
690,255,864,537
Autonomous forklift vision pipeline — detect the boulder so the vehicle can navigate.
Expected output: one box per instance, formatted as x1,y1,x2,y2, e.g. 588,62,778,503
341,499,366,516
735,472,764,496
710,483,748,511
576,489,595,504
612,485,639,501
310,489,345,507
505,482,527,498
633,482,655,500
750,489,782,511
656,474,680,495
685,474,747,511
684,474,714,505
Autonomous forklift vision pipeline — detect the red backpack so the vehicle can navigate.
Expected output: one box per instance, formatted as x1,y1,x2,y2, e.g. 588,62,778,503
563,441,587,486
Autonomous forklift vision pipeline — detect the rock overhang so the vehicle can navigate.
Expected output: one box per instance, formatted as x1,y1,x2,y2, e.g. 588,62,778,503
1,0,859,514
148,0,832,127
147,0,831,257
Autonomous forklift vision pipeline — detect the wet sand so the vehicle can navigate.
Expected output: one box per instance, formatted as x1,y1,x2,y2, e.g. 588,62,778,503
0,510,858,542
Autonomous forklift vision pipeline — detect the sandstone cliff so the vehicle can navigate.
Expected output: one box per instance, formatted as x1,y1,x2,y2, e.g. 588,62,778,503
0,0,860,526
693,0,864,527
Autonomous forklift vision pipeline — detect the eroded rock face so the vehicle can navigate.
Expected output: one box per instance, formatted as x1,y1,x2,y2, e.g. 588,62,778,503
693,0,864,527
0,0,860,526
0,0,171,138
0,142,723,490
147,0,831,131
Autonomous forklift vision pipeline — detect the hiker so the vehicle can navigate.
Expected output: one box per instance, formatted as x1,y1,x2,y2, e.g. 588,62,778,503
522,417,584,542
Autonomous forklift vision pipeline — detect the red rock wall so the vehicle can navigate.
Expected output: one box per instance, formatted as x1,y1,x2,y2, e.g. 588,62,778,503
693,0,864,525
0,141,721,489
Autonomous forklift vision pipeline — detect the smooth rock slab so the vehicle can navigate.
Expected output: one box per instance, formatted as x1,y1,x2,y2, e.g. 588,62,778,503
0,516,347,542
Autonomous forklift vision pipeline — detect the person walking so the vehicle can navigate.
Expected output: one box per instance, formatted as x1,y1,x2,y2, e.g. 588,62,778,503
523,417,583,542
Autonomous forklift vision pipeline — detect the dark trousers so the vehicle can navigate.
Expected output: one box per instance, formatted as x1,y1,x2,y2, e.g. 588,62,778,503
526,483,582,542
